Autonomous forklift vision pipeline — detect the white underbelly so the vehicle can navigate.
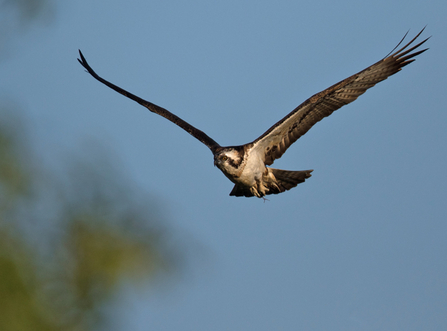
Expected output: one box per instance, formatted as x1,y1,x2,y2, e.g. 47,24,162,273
236,153,265,186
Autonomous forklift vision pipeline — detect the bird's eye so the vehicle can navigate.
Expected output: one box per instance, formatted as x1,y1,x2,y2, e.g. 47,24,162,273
222,155,228,161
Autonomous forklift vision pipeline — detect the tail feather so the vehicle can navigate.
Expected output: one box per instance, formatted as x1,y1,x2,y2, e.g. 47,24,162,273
229,184,254,197
269,168,313,193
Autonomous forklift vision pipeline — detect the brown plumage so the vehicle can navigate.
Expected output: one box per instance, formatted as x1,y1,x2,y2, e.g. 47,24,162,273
78,29,428,198
251,28,429,166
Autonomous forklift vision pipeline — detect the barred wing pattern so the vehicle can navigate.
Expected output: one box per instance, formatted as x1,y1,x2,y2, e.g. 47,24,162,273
252,29,429,166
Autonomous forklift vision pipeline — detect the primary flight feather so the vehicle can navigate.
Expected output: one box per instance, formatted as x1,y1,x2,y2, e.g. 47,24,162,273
78,29,428,198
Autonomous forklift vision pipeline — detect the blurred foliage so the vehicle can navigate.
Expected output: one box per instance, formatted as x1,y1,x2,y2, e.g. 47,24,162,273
0,2,179,330
0,112,177,331
0,124,29,207
0,230,54,331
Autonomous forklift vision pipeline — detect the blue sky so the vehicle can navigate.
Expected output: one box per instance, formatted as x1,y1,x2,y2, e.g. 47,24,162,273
2,0,447,330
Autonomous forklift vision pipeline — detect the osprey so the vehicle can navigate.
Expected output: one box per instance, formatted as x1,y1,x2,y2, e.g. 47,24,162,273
78,29,428,198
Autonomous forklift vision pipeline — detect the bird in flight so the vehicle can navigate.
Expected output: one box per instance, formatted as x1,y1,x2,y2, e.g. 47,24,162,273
78,29,428,198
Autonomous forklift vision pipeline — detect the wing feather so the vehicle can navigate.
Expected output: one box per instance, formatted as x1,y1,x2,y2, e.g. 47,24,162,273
252,29,429,166
78,51,221,153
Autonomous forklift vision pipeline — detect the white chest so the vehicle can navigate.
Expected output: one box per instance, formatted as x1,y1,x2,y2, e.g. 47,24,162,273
236,150,265,186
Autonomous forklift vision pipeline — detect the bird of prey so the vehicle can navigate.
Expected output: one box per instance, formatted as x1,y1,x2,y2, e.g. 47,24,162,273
78,29,428,198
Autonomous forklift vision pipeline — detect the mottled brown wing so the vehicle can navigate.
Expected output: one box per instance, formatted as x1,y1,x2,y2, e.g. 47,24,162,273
251,29,429,166
78,51,221,153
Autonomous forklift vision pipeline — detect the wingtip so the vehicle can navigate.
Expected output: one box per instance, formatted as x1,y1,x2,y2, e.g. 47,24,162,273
77,50,93,74
77,49,85,63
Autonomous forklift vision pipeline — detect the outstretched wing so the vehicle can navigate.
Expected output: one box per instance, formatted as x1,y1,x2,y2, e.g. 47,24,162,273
78,51,221,153
251,29,429,166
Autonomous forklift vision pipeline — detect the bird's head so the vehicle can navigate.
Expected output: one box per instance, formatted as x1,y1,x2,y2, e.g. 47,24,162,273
214,147,244,177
